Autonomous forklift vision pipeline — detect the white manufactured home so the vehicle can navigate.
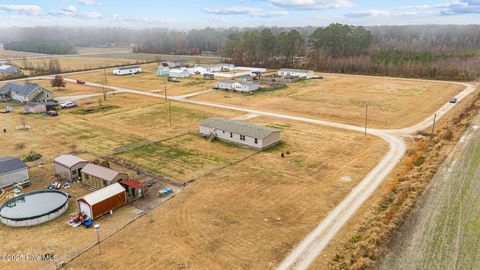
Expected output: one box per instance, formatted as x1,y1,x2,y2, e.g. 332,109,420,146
113,66,142,76
193,63,234,74
277,69,315,79
199,118,281,150
215,80,260,93
0,157,29,188
169,69,190,78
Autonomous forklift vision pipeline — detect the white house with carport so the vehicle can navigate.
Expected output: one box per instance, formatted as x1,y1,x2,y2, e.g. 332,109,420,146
0,157,29,188
113,65,142,76
199,118,281,150
54,155,89,181
215,80,260,93
277,69,315,79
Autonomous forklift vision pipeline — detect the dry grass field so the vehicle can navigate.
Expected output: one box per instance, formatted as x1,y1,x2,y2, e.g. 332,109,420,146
0,93,245,269
63,116,388,270
0,93,241,157
86,52,221,64
9,56,144,73
193,74,464,129
20,79,105,96
69,63,219,96
0,49,46,59
74,47,131,54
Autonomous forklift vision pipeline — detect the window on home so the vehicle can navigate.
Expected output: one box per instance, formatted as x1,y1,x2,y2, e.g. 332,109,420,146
230,132,233,138
255,138,258,144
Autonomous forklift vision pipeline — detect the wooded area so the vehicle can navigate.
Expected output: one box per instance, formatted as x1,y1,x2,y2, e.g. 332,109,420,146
2,25,479,80
4,40,76,55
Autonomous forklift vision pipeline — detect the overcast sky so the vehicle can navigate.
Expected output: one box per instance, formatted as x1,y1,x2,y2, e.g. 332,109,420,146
0,0,479,29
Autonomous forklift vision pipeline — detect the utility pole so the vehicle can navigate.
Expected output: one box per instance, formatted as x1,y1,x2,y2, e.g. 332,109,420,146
103,68,108,85
430,113,437,141
364,104,368,137
164,78,172,126
94,224,101,255
102,79,107,101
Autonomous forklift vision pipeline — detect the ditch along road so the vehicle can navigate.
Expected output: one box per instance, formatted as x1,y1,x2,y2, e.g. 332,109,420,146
379,114,480,270
47,77,477,270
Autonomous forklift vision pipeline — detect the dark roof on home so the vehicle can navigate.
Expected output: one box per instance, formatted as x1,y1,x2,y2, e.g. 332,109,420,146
200,118,280,139
0,82,43,97
0,157,27,175
0,65,20,74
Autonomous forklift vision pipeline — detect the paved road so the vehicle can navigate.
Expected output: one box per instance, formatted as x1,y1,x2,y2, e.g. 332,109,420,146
54,76,476,270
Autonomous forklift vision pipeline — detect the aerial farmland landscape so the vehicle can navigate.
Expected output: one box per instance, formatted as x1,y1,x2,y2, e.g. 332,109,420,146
1,1,480,270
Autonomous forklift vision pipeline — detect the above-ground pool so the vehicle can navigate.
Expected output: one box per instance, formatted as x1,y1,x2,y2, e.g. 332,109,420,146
0,190,69,227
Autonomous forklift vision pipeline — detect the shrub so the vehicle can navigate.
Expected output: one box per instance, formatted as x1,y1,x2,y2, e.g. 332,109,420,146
23,151,42,162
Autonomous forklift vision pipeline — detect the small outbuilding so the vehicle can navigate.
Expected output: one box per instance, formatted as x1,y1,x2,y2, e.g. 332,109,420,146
203,73,215,80
81,164,128,190
113,66,142,76
54,155,89,181
199,118,281,150
119,180,146,202
156,66,170,77
0,157,29,188
22,101,56,114
77,183,127,220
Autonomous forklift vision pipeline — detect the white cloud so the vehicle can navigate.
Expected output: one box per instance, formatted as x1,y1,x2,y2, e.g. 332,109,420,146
345,9,389,18
266,0,353,9
440,0,480,15
204,7,288,17
79,0,95,6
49,5,101,19
85,11,102,18
64,5,77,13
0,4,42,15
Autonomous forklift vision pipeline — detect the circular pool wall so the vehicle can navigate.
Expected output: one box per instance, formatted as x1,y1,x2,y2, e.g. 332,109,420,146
0,190,69,227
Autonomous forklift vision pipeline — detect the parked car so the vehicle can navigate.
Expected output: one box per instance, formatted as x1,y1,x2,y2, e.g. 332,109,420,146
76,80,86,84
449,97,458,104
45,110,58,117
60,101,78,109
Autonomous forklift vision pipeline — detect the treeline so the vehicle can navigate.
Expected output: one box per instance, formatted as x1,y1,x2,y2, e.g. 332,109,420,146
132,24,480,80
4,40,76,55
2,25,480,80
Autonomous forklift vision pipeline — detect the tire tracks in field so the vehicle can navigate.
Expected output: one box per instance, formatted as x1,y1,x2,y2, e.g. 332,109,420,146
50,76,476,270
